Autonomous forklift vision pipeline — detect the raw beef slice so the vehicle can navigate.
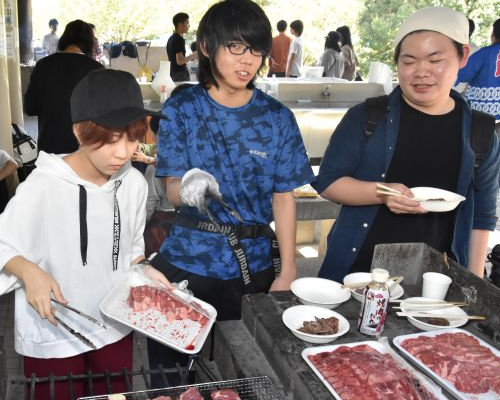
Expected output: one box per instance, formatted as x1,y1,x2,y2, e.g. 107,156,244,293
211,388,242,399
179,387,203,400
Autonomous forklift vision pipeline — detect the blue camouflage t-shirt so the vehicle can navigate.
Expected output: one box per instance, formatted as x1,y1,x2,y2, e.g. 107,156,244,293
156,84,314,279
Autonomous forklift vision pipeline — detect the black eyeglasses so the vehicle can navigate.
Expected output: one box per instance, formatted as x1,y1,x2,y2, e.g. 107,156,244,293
224,42,265,57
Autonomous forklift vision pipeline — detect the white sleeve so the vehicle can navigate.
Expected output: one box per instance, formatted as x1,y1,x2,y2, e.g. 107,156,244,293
0,150,14,169
0,178,46,294
131,176,148,261
290,39,299,55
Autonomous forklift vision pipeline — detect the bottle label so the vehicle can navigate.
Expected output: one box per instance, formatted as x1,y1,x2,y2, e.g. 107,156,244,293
358,287,389,336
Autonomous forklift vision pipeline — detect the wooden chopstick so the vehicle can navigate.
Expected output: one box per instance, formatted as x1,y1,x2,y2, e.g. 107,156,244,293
392,304,468,310
390,300,467,305
396,312,485,320
376,183,402,194
342,276,404,290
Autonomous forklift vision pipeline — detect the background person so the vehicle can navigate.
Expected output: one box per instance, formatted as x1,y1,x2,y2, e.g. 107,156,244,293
187,41,199,81
0,69,169,399
320,30,344,78
286,20,304,77
166,12,197,82
42,18,59,55
314,7,500,282
336,25,359,81
456,18,500,120
0,150,18,213
268,20,292,77
148,0,314,388
24,19,104,155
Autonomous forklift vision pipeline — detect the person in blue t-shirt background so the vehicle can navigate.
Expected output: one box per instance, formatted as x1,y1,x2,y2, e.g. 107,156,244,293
456,18,500,120
147,0,314,387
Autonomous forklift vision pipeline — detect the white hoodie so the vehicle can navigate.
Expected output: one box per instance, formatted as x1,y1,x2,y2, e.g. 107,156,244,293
0,152,147,358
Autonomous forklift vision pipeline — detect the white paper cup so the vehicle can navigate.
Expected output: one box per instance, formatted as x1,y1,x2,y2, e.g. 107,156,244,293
422,272,452,300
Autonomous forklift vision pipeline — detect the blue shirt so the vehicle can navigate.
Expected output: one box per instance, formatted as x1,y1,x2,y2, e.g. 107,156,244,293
313,87,500,282
156,85,314,279
456,43,500,120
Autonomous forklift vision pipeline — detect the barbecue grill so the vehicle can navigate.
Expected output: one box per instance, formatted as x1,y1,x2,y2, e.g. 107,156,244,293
78,376,283,400
6,356,199,400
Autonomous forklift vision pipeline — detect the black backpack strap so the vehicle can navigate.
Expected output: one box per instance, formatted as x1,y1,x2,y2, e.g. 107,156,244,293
470,110,496,169
364,95,389,137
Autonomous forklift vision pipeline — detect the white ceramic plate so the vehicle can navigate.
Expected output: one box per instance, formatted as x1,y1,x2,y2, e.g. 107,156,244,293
410,187,465,212
400,297,468,331
291,277,351,309
282,305,350,344
343,272,404,302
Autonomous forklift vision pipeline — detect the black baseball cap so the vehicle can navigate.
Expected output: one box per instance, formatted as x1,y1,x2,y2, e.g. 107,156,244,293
71,69,165,128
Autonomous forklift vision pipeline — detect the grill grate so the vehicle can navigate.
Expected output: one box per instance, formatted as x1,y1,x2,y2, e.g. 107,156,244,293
78,376,283,400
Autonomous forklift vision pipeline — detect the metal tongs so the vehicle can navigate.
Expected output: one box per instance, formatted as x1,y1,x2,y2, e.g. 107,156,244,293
207,195,243,223
51,298,107,350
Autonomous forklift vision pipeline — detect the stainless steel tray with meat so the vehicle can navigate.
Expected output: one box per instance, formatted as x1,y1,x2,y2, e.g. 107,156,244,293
100,272,217,354
78,376,283,400
302,340,447,400
393,328,500,400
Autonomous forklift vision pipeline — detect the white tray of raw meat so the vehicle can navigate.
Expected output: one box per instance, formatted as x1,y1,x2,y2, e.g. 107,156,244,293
393,328,500,400
100,272,217,354
302,340,447,400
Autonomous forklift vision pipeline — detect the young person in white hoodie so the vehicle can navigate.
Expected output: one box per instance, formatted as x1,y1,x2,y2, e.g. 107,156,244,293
0,69,170,399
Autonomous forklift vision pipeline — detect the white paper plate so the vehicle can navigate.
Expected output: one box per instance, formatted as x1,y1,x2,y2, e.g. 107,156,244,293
343,272,404,302
291,277,351,309
100,272,217,354
410,187,465,212
400,297,468,331
393,328,500,400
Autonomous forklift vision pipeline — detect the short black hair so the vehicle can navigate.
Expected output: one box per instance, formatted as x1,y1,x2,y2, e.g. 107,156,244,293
190,41,197,52
468,18,475,38
325,31,341,52
196,0,272,90
393,31,464,64
49,18,58,27
336,26,352,47
290,20,303,36
57,19,95,57
493,18,500,42
277,20,287,32
173,12,189,28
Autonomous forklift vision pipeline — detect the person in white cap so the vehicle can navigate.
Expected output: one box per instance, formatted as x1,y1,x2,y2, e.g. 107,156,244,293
314,7,500,282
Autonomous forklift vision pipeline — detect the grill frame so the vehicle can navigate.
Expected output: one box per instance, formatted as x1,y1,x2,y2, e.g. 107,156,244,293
77,376,283,400
7,359,198,400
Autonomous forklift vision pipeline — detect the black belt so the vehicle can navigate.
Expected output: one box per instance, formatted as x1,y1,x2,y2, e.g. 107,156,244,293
175,213,281,292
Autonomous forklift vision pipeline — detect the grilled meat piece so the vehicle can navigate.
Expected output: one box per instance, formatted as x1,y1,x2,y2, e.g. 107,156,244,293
298,316,339,335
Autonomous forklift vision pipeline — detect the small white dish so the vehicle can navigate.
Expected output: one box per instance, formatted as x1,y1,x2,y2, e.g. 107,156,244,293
400,297,468,331
291,277,351,309
282,305,350,344
410,187,465,212
343,272,404,302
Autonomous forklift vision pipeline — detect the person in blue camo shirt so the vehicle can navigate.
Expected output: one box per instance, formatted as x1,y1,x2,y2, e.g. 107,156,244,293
148,0,314,387
314,7,500,283
456,18,500,120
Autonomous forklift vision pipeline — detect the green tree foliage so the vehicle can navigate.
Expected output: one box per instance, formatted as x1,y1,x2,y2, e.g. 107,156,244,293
357,0,500,77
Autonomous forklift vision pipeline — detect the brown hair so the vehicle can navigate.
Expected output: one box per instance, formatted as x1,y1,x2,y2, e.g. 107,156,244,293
73,118,148,148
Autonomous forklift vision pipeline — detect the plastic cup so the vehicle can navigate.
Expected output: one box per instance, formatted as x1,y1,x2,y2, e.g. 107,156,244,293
422,272,452,300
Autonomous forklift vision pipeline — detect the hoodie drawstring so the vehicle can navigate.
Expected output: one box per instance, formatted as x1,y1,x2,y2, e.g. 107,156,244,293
112,180,122,270
79,185,88,266
79,180,122,269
